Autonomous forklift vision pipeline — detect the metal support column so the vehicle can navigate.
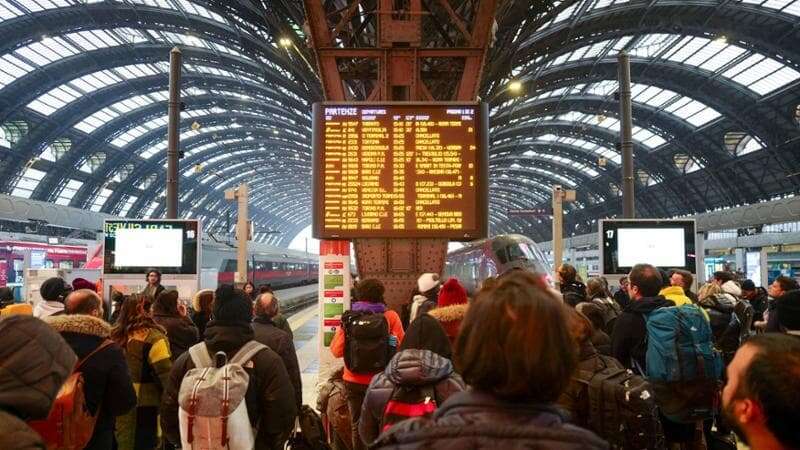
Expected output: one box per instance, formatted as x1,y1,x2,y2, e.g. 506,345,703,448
236,183,249,285
166,47,182,219
552,186,564,276
618,50,635,218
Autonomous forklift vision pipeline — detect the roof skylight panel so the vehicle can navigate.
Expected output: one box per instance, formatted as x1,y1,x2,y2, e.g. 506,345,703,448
119,196,138,217
699,44,747,72
55,179,83,206
750,66,800,94
11,167,46,198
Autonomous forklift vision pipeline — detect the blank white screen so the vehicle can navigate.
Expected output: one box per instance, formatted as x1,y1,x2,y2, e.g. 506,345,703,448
115,228,183,267
617,228,685,267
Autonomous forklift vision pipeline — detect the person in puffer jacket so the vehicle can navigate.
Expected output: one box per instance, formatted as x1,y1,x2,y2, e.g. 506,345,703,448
698,283,740,362
373,271,607,450
427,277,469,347
359,314,465,446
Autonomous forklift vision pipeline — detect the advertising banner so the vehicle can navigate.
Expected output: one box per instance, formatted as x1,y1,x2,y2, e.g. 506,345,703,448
318,240,351,368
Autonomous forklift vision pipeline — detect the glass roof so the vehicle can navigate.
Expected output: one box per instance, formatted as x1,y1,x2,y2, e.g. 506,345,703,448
522,80,722,127
0,0,228,25
536,34,800,96
539,0,800,34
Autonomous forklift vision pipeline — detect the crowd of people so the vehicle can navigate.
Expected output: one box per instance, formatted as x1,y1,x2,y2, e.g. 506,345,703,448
0,269,299,450
1,263,799,450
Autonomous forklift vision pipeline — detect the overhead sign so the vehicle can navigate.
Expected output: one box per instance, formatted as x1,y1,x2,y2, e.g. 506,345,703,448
312,102,489,240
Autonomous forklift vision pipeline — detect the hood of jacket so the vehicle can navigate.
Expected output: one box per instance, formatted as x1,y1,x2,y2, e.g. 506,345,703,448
32,300,64,318
659,286,692,306
721,280,742,298
204,320,254,356
427,303,468,324
385,349,454,386
192,288,214,313
46,314,110,338
374,389,608,450
625,296,675,314
0,315,77,420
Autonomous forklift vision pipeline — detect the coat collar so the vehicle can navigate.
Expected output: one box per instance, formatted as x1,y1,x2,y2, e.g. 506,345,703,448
428,303,468,323
46,314,111,338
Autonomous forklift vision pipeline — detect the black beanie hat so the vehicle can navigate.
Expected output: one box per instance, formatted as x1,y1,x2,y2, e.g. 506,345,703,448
213,284,253,325
400,313,453,360
40,277,72,302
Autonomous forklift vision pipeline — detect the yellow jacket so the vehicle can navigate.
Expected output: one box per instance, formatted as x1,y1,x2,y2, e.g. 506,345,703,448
659,286,709,320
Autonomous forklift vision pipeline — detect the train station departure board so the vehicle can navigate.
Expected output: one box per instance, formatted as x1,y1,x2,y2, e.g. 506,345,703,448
312,102,488,240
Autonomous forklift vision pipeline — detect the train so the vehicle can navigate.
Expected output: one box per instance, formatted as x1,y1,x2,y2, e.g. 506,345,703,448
201,241,318,289
445,234,553,294
1,240,88,285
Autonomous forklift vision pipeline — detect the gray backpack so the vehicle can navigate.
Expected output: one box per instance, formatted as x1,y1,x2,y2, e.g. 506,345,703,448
178,341,267,450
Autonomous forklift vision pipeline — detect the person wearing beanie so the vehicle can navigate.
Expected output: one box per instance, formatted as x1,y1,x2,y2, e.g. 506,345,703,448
358,314,465,446
161,284,297,449
0,315,77,450
71,277,96,292
405,273,441,327
152,289,199,361
428,277,470,347
33,276,72,318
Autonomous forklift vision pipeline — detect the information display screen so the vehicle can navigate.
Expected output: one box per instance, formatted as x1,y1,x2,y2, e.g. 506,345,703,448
104,220,200,275
600,219,696,275
312,102,489,240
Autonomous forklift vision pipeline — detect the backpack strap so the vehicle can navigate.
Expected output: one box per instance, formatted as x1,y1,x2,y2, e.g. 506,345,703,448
75,339,115,372
230,341,268,366
188,342,214,368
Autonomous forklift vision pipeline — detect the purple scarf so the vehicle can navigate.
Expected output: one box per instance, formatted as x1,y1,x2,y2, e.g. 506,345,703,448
352,301,386,314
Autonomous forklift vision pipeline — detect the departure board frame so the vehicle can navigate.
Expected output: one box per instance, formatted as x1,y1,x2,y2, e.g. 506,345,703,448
312,102,489,240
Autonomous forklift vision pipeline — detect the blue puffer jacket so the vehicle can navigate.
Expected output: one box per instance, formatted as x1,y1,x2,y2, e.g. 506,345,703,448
372,390,609,450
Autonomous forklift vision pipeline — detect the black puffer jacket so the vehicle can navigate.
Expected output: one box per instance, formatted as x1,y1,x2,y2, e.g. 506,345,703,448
611,296,675,371
0,315,77,450
153,313,200,361
252,316,302,408
46,314,137,438
359,349,465,445
160,322,298,450
372,390,608,450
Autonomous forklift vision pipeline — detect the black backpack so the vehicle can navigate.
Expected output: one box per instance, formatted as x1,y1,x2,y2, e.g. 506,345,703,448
591,298,622,334
286,405,331,450
342,310,393,373
705,294,742,356
574,355,665,450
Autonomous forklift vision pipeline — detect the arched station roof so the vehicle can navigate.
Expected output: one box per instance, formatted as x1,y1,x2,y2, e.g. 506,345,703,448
1,0,799,245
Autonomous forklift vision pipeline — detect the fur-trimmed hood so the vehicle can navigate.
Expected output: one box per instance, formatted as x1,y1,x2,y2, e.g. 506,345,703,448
428,303,468,323
46,314,111,338
192,288,214,312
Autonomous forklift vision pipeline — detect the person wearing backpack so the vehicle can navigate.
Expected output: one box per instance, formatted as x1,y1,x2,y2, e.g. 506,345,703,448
43,289,136,450
584,277,621,335
0,315,77,450
111,294,173,450
330,278,405,450
611,264,675,372
559,309,664,449
359,314,465,446
698,283,743,362
160,284,297,450
372,271,607,450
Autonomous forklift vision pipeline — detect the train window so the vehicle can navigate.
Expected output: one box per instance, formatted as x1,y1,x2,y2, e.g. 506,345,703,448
495,248,510,265
58,260,73,269
223,259,237,272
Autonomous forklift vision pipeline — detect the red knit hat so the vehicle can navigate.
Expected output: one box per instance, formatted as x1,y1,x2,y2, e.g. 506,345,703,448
71,278,96,292
437,278,467,307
